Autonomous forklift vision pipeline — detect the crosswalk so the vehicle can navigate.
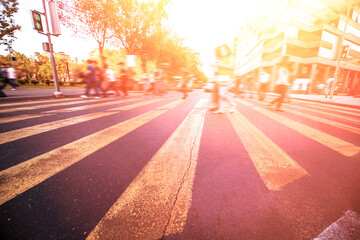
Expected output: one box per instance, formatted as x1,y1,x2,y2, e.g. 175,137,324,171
0,93,359,239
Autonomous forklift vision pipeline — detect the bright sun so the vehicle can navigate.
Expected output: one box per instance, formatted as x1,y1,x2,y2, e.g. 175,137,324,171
167,0,270,75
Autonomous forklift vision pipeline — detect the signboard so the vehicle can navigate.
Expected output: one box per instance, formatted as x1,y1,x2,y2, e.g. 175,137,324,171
126,55,136,67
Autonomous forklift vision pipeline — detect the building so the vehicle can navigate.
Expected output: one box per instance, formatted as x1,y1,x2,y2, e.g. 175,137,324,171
234,0,360,95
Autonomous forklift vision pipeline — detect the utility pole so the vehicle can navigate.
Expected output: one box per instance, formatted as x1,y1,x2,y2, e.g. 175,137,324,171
329,3,351,100
42,0,63,98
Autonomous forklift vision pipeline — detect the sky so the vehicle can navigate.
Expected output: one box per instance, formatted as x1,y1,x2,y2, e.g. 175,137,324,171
0,0,266,76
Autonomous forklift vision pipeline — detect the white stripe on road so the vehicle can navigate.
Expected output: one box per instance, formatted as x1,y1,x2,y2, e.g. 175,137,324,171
0,99,185,206
227,110,309,191
314,210,360,240
87,99,207,240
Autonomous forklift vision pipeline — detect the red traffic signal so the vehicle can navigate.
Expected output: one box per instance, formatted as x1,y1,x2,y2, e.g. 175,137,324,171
31,10,44,33
340,45,350,59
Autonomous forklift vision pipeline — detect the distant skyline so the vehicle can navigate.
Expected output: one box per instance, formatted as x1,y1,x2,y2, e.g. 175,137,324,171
1,0,265,76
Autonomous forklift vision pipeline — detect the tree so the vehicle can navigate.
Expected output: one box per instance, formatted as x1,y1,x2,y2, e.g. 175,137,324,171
58,0,116,67
111,0,170,71
0,0,20,46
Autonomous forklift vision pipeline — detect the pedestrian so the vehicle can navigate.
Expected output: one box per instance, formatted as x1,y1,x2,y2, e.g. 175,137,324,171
103,64,120,97
142,73,150,95
81,59,101,98
147,71,156,95
268,56,291,112
258,68,270,101
180,70,190,99
212,44,236,113
1,64,19,90
324,77,334,98
118,62,129,97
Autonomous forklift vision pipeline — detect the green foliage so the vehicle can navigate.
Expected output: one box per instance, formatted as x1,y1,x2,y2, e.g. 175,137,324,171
69,81,76,86
44,79,51,85
30,79,39,85
59,81,64,86
0,0,20,46
18,79,26,85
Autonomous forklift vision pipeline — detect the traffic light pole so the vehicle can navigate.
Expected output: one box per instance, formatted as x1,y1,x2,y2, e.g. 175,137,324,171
329,4,351,100
42,0,63,98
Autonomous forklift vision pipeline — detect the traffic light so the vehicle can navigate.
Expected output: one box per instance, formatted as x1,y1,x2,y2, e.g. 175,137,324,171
340,45,350,59
31,10,44,33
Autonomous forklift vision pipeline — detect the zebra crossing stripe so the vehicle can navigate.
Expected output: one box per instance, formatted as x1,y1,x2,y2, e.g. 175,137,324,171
0,99,170,144
0,98,79,108
227,110,309,191
44,98,139,113
0,112,115,144
0,100,99,114
87,99,207,240
0,99,185,206
0,114,50,124
290,105,360,123
253,107,360,157
244,99,360,135
291,99,360,115
108,98,163,110
284,108,360,135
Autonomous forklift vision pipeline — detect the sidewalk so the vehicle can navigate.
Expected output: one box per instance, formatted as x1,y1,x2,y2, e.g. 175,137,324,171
1,88,360,108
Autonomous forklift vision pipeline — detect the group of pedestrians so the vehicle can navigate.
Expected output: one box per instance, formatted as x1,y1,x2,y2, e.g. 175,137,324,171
81,60,128,98
208,43,293,113
143,69,166,96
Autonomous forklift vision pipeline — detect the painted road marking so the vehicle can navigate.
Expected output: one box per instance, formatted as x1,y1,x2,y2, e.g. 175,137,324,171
285,108,360,135
0,114,50,124
236,98,360,156
227,110,308,191
290,105,360,123
44,98,138,113
108,98,163,110
291,99,360,115
0,112,115,144
0,99,185,205
0,99,170,144
0,100,100,114
87,99,207,240
0,98,80,108
244,99,360,135
314,210,360,240
252,106,360,157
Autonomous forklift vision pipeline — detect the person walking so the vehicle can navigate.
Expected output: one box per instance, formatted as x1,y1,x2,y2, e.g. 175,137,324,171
212,44,236,114
103,64,120,97
1,64,19,90
81,59,101,98
180,70,190,99
268,56,291,112
118,63,129,97
258,69,270,101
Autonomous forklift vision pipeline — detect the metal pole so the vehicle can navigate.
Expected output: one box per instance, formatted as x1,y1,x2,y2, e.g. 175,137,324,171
329,4,351,100
42,0,63,97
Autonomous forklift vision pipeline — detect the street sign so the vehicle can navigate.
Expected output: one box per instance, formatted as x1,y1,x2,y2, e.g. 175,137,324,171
42,42,53,52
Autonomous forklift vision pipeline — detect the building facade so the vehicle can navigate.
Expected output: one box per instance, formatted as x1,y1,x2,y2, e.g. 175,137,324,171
234,0,360,95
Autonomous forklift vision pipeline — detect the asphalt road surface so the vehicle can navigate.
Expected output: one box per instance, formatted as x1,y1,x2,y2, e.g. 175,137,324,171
0,90,359,240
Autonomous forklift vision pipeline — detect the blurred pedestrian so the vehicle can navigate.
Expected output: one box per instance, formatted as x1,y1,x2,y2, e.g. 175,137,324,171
2,64,19,90
268,56,291,112
258,69,270,101
118,62,129,97
180,70,190,99
103,64,120,97
212,44,236,113
147,71,156,95
81,59,101,98
324,77,334,99
142,73,150,95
